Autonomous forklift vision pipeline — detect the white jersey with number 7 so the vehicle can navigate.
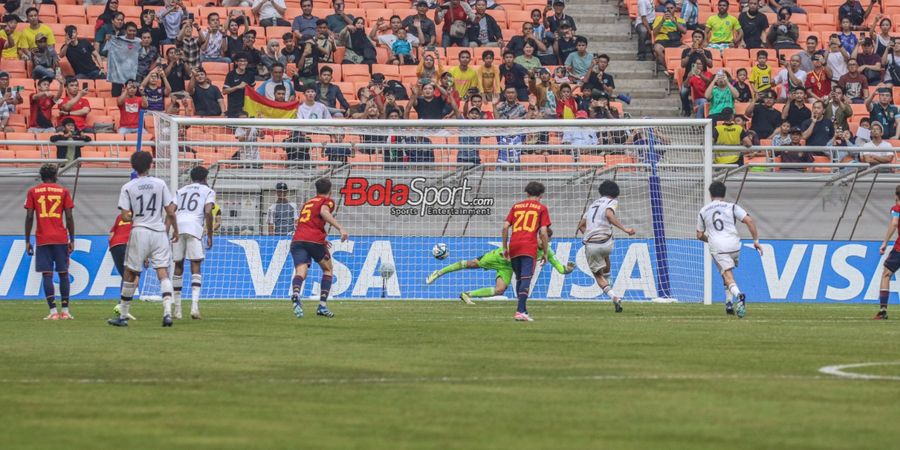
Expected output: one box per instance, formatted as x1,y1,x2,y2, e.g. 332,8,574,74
697,200,748,254
118,176,175,232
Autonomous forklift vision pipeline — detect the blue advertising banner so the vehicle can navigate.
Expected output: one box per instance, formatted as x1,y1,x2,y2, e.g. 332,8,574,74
0,236,892,302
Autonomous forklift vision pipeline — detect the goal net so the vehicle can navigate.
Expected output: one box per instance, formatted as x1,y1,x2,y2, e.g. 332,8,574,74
140,114,712,303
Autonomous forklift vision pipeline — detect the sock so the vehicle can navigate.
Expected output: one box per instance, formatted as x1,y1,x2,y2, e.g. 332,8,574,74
319,274,333,307
468,287,496,298
160,278,173,317
59,272,70,311
120,281,136,319
603,285,619,302
728,283,741,298
880,289,889,310
725,290,734,304
516,276,531,313
42,273,56,310
172,275,183,311
292,275,305,300
438,260,466,276
191,274,202,312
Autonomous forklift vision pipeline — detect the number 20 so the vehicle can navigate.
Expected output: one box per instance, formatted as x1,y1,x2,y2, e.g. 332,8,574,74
513,210,539,233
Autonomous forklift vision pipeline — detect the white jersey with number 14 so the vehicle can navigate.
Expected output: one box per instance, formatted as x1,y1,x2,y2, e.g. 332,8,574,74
118,176,174,232
697,200,748,254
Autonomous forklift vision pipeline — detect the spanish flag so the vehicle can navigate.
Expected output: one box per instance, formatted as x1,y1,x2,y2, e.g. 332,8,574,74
242,86,300,119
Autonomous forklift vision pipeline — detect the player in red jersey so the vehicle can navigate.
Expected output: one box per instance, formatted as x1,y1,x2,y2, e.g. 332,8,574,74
875,185,900,320
289,178,349,319
108,213,132,278
501,181,551,322
24,164,75,320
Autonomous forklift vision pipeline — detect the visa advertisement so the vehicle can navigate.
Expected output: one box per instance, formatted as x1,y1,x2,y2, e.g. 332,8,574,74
0,236,894,303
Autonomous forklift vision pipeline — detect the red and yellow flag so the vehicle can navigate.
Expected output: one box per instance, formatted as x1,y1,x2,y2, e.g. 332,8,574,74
242,86,299,119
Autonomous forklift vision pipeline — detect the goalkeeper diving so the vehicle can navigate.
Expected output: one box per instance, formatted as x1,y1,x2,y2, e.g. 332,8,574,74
425,228,576,304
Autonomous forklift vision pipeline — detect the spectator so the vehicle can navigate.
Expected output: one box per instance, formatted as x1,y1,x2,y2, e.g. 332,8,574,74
883,38,900,86
457,106,483,164
50,118,91,161
564,37,591,79
259,39,286,80
388,27,418,65
686,59,712,118
705,70,738,121
295,38,324,87
494,86,527,162
773,53,806,103
467,0,503,49
804,53,832,102
19,7,55,59
291,0,319,40
28,76,61,133
546,1,576,33
797,35,819,73
872,16,892,57
1,15,21,61
589,91,621,122
767,0,805,14
201,13,229,63
705,0,742,51
746,90,782,139
515,41,542,72
176,16,205,70
838,18,858,55
277,32,300,68
236,31,263,78
117,80,146,135
680,29,713,115
58,78,92,133
782,86,811,128
732,68,752,102
839,0,877,31
562,110,598,149
800,100,834,149
136,30,160,82
477,49,500,101
531,8,556,65
449,50,480,98
555,82,577,118
866,85,900,139
326,1,355,35
771,121,792,146
314,20,337,64
463,92,494,119
225,14,250,59
0,71,22,131
417,51,443,86
340,17,377,64
506,22,545,58
408,82,457,119
404,1,437,48
96,0,121,32
267,183,298,236
106,22,141,98
165,92,193,116
158,0,186,44
831,126,857,165
860,121,894,165
650,2,686,68
712,107,751,164
223,54,256,117
140,67,171,113
313,66,349,116
777,127,813,170
188,68,225,116
60,26,104,80
826,34,850,83
765,7,800,50
823,86,853,131
500,50,530,101
254,0,289,27
258,62,294,101
138,9,165,50
634,0,655,61
297,85,332,119
749,50,773,96
738,0,768,49
435,0,476,48
438,71,461,106
29,34,57,80
582,54,627,104
96,12,125,58
855,38,883,85
554,23,577,65
855,117,873,145
681,0,700,30
234,111,261,162
839,59,868,104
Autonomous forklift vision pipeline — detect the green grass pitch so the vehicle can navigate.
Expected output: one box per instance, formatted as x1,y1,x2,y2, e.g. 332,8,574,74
1,300,900,450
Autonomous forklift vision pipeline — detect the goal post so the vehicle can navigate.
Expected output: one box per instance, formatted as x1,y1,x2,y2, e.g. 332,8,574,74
142,114,713,303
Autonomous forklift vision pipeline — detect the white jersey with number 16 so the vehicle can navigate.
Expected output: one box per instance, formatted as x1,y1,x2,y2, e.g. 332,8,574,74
175,183,216,239
697,200,748,254
118,176,175,232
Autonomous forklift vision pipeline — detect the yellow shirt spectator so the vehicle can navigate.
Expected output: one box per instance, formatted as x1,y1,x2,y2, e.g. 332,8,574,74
0,29,24,60
476,65,500,97
705,14,740,45
651,15,686,44
448,65,480,99
749,64,773,93
19,25,56,51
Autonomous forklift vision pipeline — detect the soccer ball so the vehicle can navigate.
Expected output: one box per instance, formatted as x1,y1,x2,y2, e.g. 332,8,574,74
432,243,449,260
113,303,121,314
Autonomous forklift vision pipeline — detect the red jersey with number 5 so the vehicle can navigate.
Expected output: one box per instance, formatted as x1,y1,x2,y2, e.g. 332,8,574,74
292,195,335,244
892,204,900,251
505,199,551,258
24,183,74,246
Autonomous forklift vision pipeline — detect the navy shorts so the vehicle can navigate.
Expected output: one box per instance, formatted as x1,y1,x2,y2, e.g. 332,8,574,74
510,255,536,281
35,244,69,273
109,244,126,276
885,249,900,273
291,241,330,266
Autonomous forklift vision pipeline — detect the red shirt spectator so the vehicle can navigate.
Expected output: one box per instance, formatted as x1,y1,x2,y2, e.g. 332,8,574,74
118,96,142,129
688,70,712,100
57,79,92,130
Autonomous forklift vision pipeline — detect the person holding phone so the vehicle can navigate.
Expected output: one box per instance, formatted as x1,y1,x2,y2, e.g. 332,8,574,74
61,26,105,80
326,1,356,35
158,0,186,44
0,71,22,132
57,78,93,133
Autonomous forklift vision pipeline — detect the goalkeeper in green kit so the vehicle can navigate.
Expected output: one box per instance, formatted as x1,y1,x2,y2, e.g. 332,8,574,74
425,228,576,304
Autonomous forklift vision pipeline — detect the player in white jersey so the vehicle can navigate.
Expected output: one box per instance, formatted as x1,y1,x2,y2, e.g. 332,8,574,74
108,152,179,328
696,181,762,318
577,181,635,313
172,166,216,320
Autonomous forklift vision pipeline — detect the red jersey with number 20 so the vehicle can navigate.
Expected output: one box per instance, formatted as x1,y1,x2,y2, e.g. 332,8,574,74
505,199,551,259
24,183,74,246
892,205,900,251
292,195,336,244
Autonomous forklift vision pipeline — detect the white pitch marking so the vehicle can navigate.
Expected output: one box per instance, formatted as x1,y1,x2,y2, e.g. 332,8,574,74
818,362,900,381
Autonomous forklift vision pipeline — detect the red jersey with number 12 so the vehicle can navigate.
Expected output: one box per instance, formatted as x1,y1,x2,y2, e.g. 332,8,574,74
24,183,74,246
292,195,336,244
892,204,900,251
505,199,551,258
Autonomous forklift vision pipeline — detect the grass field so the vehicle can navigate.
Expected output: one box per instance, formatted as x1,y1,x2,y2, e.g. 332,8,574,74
1,300,900,450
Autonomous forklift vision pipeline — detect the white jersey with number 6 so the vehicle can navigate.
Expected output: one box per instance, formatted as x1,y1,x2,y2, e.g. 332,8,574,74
697,200,748,253
582,196,618,243
175,183,216,239
118,176,174,232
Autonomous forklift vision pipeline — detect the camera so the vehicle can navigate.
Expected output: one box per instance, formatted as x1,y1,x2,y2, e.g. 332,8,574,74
82,82,89,90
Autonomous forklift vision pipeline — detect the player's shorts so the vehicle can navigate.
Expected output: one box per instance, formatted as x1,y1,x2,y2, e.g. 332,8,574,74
173,234,205,262
584,239,614,274
712,251,740,275
125,227,172,272
477,251,514,285
35,244,68,273
291,241,330,266
510,256,536,290
884,249,900,273
109,244,126,276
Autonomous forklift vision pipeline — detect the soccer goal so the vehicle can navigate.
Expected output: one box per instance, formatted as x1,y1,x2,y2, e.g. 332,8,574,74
140,114,713,304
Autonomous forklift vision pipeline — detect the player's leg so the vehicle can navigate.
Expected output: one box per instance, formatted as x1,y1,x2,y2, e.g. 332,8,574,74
461,269,511,305
171,236,187,319
716,252,745,317
315,250,335,317
289,242,311,318
587,242,621,312
875,250,900,319
35,245,58,319
109,232,145,326
149,231,175,327
185,235,205,319
511,256,535,321
427,258,480,284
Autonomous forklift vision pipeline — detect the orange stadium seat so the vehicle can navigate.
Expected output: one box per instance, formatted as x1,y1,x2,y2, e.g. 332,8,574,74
371,64,400,80
342,64,371,82
808,13,837,30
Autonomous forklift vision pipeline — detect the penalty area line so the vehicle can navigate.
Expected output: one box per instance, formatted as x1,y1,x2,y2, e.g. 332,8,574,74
818,362,900,381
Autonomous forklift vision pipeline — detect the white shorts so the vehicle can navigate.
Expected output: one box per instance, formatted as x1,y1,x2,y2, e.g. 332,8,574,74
584,240,614,274
173,234,205,262
712,251,740,274
125,227,172,271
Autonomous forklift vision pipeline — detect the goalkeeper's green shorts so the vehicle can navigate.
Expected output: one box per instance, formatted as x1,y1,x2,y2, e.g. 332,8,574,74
477,250,513,285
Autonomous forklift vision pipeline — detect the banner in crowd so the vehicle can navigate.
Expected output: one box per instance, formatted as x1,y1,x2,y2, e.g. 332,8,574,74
0,236,892,303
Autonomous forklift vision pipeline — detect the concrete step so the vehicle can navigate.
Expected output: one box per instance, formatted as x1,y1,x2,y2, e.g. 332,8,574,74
575,23,634,35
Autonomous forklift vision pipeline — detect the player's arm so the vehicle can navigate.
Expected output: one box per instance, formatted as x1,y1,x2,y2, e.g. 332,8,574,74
605,208,635,235
880,214,899,255
741,215,762,254
165,202,179,242
204,202,214,249
24,207,34,255
501,220,511,260
545,247,574,274
576,217,586,235
320,205,348,241
65,207,75,253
